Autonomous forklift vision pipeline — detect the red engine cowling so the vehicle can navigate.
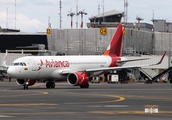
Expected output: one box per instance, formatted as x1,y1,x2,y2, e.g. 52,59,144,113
28,79,37,86
67,72,88,86
16,79,36,86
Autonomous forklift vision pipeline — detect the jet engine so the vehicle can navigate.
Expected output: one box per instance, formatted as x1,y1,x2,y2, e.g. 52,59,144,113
67,72,89,86
16,79,36,86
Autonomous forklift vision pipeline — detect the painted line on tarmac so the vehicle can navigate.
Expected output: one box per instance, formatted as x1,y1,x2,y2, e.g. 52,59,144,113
0,103,58,107
90,110,172,114
104,105,128,107
0,115,13,117
0,112,76,115
65,94,125,104
89,105,128,108
0,91,49,98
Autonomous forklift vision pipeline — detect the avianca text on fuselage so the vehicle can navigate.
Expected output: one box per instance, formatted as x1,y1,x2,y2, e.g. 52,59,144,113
38,59,70,70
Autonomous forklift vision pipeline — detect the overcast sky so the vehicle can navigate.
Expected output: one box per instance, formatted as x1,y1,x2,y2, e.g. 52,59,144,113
0,0,172,32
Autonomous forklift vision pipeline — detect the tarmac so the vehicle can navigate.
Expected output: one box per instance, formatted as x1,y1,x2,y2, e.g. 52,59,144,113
0,79,172,120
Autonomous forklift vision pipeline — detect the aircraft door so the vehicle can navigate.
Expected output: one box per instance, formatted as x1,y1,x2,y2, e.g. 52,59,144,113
30,59,38,71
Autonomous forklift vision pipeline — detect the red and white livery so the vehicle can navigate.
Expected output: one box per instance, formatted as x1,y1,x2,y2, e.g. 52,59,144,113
6,24,165,89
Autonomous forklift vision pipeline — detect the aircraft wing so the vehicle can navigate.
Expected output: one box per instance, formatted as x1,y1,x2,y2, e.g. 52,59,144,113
117,58,150,64
61,69,78,74
1,53,10,68
86,64,151,72
60,51,166,74
86,51,166,72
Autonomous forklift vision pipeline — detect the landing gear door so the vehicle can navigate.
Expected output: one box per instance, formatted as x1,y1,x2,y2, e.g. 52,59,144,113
30,59,37,71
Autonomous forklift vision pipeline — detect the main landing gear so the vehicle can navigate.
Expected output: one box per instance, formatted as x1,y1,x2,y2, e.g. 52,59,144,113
46,81,55,88
80,83,89,88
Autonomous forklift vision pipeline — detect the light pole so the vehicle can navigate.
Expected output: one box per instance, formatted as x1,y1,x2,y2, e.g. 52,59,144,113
67,12,75,28
93,17,96,28
136,16,143,30
77,10,87,55
77,10,87,28
166,22,172,33
151,19,157,32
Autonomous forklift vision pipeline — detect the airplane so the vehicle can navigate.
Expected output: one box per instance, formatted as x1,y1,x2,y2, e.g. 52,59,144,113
5,24,166,89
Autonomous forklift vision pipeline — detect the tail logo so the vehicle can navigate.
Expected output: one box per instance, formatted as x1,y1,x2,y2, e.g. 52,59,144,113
102,24,123,56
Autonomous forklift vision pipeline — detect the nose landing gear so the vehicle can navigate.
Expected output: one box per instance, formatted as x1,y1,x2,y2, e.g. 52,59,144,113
23,82,29,89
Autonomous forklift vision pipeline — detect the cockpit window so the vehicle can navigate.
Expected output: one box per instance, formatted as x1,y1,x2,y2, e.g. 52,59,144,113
20,63,23,66
13,62,27,66
13,63,20,66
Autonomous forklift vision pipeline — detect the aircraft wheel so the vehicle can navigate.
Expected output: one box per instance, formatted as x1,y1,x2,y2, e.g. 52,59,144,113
50,82,55,88
80,83,89,88
80,86,84,88
145,81,148,84
170,80,172,84
23,84,28,90
46,82,51,88
85,83,89,88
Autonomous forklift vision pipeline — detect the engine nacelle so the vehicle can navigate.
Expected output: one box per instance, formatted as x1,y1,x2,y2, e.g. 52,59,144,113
67,72,89,86
16,79,36,86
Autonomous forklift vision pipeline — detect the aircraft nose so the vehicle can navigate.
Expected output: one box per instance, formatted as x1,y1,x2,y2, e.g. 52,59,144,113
7,67,16,77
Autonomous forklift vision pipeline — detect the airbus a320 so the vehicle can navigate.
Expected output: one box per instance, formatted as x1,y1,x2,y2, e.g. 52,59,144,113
6,24,166,89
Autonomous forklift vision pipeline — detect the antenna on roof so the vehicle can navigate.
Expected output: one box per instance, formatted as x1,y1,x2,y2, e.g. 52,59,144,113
98,3,100,14
102,0,104,22
6,7,8,29
59,0,62,29
15,0,16,29
124,0,129,24
48,16,51,28
76,0,78,28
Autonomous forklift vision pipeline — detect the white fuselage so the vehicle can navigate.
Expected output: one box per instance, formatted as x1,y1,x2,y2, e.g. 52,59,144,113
7,55,126,80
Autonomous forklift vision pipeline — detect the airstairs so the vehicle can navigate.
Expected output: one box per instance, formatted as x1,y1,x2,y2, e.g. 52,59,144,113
152,67,172,82
139,67,172,83
139,68,158,81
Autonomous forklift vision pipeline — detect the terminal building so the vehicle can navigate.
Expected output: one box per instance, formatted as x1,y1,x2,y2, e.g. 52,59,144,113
0,9,172,55
87,9,123,28
0,27,47,54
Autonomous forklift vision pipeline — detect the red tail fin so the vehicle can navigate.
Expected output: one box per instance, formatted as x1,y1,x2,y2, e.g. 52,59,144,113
102,24,123,56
